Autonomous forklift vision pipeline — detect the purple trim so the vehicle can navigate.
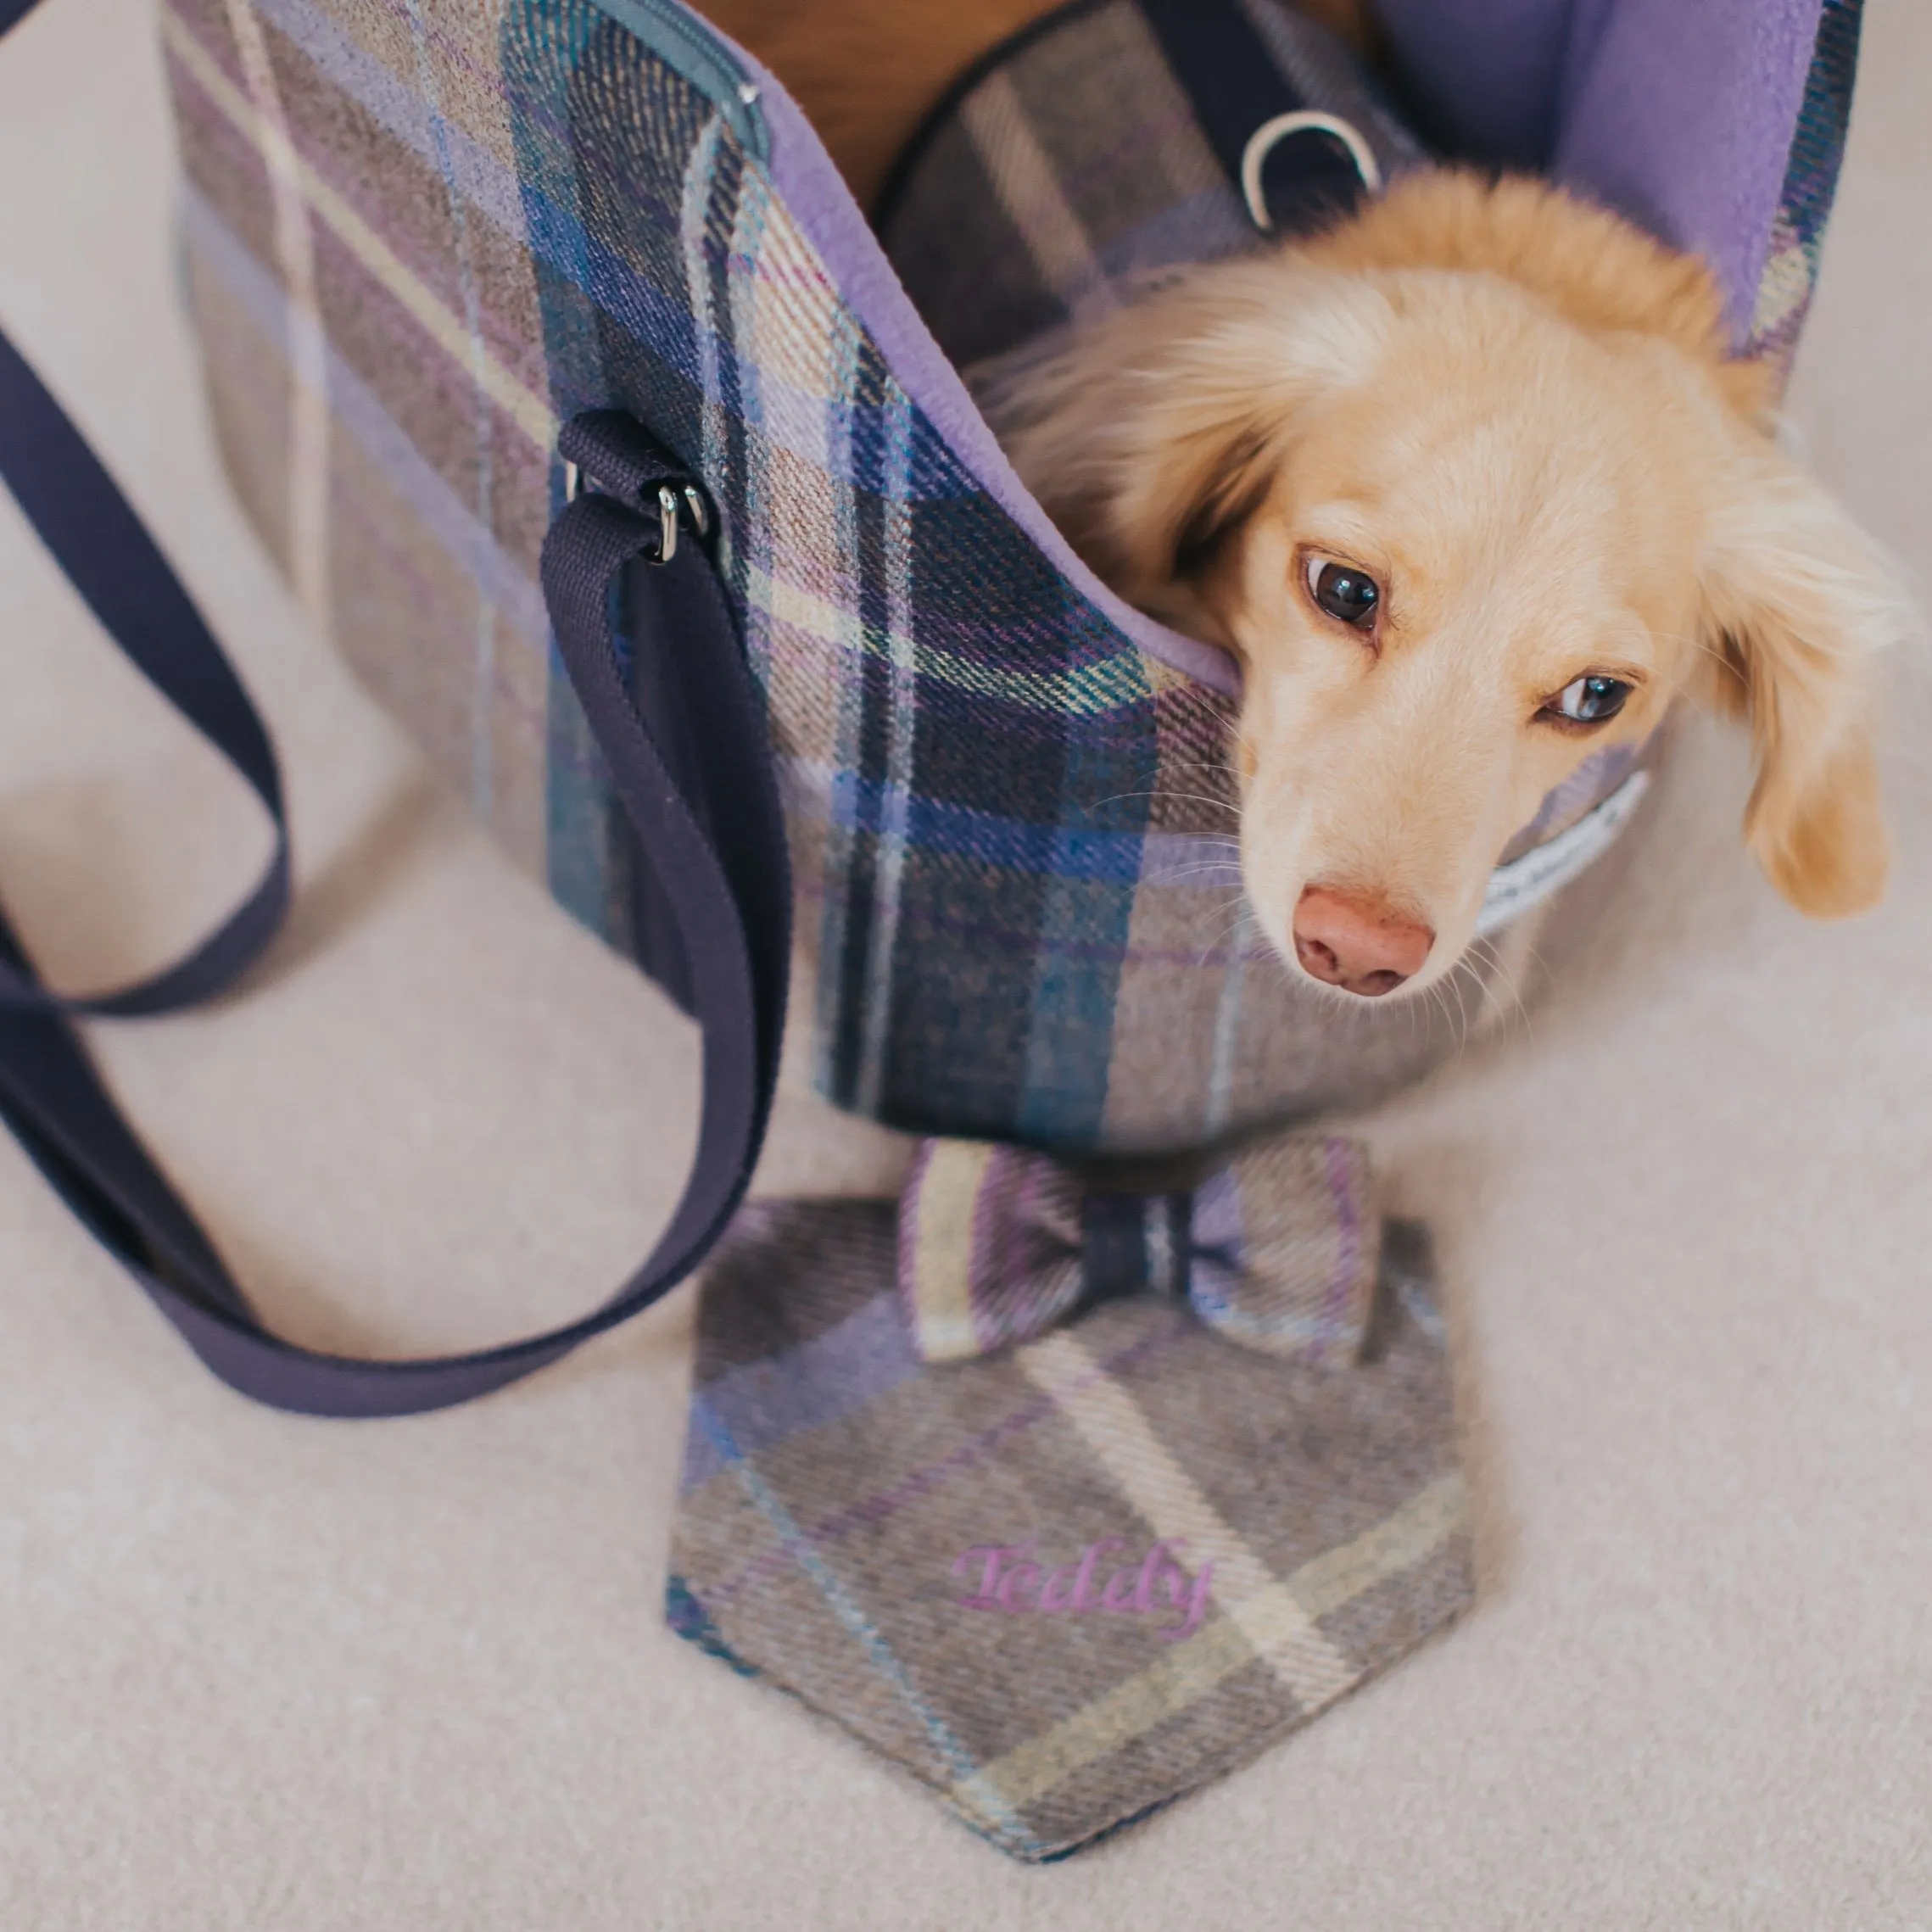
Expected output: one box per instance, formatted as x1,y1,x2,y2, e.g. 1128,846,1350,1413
1374,0,1823,340
720,0,1829,677
1552,0,1823,340
712,35,1245,696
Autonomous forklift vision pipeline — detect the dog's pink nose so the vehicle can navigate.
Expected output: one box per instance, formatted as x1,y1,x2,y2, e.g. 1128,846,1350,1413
1292,886,1434,997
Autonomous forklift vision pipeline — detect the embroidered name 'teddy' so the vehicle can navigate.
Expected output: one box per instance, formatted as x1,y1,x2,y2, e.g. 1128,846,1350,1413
952,1538,1215,1642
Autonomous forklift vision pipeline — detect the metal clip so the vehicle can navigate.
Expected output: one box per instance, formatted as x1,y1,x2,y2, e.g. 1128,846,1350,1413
651,484,684,564
564,456,711,563
646,483,712,565
1239,111,1382,232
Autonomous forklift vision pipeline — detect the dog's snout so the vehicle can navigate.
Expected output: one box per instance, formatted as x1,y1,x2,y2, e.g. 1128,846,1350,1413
1291,886,1434,997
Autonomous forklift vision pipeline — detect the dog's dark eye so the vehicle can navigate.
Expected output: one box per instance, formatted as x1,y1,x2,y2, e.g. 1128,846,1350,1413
1305,556,1381,628
1545,674,1631,725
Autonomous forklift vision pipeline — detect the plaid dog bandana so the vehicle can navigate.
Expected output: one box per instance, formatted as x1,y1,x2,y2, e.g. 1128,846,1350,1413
667,1190,1468,1861
897,1133,1381,1365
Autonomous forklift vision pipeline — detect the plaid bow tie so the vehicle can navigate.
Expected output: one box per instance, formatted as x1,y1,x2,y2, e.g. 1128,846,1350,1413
666,1137,1469,1861
897,1133,1381,1365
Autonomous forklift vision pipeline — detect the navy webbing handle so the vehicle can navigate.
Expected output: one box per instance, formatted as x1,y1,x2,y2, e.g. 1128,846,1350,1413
0,0,788,1413
0,374,789,1415
0,332,289,1018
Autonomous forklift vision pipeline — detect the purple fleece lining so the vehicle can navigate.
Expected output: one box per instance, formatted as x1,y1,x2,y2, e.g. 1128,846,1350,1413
1551,0,1822,338
1375,0,1824,338
699,0,1822,694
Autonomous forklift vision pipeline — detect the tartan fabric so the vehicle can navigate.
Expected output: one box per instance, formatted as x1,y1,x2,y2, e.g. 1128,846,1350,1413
154,0,1785,1159
877,0,1426,377
897,1131,1380,1365
1745,0,1862,377
667,1198,1469,1860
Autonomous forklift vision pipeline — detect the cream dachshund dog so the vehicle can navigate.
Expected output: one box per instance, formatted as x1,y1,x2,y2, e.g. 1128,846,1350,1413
700,0,1902,1001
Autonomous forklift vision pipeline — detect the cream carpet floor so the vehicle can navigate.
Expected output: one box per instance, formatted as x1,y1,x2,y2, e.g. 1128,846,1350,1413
0,1,1927,1924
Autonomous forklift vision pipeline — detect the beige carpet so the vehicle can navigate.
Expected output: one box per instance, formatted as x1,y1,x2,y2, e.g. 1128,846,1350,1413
1,2,1928,1924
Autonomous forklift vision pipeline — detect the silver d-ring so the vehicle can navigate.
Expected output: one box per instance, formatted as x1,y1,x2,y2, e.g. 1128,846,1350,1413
652,483,682,564
1240,110,1382,232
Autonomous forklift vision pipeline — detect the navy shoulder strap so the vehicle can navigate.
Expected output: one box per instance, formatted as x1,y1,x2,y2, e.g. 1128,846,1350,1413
0,0,787,1414
0,363,789,1418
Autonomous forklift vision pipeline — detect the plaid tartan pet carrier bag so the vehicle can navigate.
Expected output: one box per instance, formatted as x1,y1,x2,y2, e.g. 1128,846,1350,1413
0,0,1859,1860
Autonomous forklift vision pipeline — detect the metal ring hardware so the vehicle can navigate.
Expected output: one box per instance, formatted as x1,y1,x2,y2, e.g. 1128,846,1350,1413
565,458,711,565
1239,110,1382,232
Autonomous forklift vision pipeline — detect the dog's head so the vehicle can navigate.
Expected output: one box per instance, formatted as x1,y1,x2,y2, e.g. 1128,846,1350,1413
991,174,1903,999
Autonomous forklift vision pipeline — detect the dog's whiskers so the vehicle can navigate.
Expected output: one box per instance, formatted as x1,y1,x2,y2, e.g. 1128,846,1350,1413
1083,787,1243,824
1460,946,1519,1038
1195,898,1259,966
1466,933,1533,1036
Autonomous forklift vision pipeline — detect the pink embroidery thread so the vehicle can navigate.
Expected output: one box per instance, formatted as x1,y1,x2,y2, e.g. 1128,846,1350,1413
951,1538,1215,1641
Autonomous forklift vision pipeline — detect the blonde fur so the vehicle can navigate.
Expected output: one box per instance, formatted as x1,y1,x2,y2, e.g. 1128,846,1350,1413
698,1,1901,991
991,170,1901,974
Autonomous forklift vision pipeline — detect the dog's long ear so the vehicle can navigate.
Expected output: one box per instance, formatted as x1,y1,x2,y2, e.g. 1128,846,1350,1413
1696,442,1906,918
981,260,1394,612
